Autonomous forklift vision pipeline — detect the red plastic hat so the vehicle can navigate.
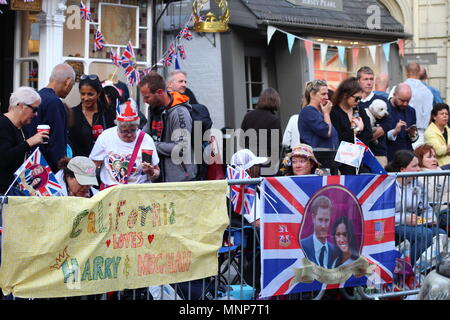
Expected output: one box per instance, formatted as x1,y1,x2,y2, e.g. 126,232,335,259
116,99,139,122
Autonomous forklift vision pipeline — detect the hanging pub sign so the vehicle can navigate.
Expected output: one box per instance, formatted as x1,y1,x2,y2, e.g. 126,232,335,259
403,53,437,65
10,0,42,12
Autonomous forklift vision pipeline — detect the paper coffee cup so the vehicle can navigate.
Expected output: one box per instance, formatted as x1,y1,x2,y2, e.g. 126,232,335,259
37,125,50,144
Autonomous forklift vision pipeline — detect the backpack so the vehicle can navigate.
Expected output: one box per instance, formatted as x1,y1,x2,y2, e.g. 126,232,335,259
188,104,216,180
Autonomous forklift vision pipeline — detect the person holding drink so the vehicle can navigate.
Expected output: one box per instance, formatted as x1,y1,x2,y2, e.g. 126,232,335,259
68,74,115,158
0,87,48,195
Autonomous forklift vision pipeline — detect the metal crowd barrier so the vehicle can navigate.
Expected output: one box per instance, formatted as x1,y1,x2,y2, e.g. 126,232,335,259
1,171,449,300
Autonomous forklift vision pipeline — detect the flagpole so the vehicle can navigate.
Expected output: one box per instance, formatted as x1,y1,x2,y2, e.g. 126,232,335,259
4,148,39,196
354,134,360,175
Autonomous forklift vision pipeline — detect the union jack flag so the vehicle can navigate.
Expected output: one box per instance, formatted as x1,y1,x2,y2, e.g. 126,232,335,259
119,41,136,67
180,26,193,41
260,174,396,298
94,30,106,51
226,165,256,215
355,137,387,174
79,1,91,21
110,48,122,66
14,148,62,197
177,45,187,60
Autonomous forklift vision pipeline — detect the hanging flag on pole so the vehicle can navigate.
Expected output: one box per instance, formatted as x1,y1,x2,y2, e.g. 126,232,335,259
79,1,91,21
94,30,106,51
110,48,121,66
13,148,62,197
226,166,256,216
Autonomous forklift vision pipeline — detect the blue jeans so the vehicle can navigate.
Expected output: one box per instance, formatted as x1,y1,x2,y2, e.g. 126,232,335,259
395,225,446,266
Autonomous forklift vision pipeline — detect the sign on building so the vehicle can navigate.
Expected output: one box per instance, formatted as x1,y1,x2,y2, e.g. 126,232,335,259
286,0,343,11
403,53,438,65
10,0,42,12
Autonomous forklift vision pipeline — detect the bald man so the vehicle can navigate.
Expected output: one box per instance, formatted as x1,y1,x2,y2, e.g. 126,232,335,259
374,73,390,99
404,62,433,147
23,63,76,172
386,83,418,160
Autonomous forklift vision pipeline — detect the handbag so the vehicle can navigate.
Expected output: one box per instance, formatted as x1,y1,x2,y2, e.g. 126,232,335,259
123,130,146,184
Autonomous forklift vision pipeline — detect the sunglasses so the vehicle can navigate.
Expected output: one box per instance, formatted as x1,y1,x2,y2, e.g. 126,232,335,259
80,74,99,81
352,95,362,102
21,103,39,113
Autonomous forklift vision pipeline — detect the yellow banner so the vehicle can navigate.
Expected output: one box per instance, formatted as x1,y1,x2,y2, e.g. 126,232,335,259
0,181,229,298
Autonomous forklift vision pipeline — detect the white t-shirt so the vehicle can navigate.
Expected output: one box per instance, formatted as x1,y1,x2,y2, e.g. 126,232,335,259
89,127,159,186
282,114,300,149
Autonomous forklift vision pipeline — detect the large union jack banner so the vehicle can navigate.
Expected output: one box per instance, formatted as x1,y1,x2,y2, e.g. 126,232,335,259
260,174,396,298
14,148,62,197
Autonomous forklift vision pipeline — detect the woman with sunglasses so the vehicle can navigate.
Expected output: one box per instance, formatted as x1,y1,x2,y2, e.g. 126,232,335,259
68,74,115,158
330,77,373,174
0,87,48,195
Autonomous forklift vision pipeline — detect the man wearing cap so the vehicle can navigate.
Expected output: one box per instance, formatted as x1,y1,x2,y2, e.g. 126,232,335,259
139,72,197,182
55,156,99,197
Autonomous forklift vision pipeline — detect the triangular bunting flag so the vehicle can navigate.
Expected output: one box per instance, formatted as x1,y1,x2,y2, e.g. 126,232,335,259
287,33,296,54
267,26,277,45
175,56,180,70
304,40,313,58
320,43,328,64
337,46,346,66
397,39,405,57
382,43,391,62
352,48,360,66
368,45,377,63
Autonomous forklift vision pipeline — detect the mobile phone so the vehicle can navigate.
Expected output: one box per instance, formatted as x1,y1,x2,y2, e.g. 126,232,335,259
142,149,153,164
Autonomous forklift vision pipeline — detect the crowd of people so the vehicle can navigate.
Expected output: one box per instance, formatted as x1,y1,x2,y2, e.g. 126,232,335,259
0,61,449,299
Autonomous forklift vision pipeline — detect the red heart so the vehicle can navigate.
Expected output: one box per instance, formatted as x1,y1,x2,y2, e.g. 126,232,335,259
106,240,111,248
148,234,154,244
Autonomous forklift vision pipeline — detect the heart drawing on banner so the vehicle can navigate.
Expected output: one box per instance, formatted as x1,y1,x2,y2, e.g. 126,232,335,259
148,234,154,244
106,240,111,248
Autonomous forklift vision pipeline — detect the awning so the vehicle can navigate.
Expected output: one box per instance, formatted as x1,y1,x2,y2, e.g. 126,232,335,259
230,0,411,41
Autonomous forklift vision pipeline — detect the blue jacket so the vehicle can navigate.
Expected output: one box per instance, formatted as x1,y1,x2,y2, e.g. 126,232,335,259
386,99,417,161
298,106,339,150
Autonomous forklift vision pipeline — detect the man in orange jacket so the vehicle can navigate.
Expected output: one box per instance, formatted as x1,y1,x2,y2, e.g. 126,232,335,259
139,72,197,182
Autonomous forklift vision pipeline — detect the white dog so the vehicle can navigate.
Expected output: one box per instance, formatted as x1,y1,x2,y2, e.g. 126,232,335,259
366,99,389,145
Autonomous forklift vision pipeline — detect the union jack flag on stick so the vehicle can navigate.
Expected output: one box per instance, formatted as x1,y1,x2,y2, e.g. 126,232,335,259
12,148,62,197
79,1,91,21
226,165,256,215
110,48,121,66
94,30,106,51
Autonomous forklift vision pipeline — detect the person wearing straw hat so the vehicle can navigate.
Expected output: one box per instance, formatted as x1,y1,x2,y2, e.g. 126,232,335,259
89,99,160,189
55,156,99,197
281,143,323,176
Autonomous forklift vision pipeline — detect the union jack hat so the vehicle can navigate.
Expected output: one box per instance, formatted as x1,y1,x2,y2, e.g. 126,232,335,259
116,99,139,122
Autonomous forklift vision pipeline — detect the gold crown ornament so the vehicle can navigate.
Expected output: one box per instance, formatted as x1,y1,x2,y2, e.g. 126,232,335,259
192,0,230,32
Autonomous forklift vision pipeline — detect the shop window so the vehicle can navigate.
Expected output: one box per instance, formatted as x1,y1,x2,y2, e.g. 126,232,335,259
18,61,39,89
15,11,40,89
63,0,151,63
245,56,264,110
